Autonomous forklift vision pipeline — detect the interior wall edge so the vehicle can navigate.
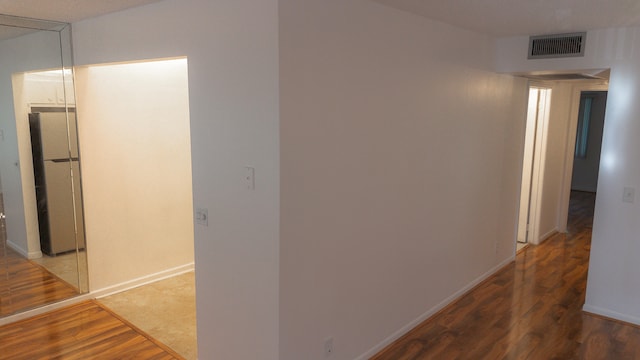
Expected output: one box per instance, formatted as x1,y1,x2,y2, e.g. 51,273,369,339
72,1,280,358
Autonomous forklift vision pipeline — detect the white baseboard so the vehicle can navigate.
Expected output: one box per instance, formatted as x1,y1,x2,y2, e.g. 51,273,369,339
92,262,195,299
7,239,44,259
0,293,95,326
28,249,43,259
355,256,515,360
583,304,640,326
6,239,26,256
538,229,558,244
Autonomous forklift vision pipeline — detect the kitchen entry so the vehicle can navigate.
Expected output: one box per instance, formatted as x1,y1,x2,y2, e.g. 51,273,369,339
75,57,196,359
5,57,196,357
73,58,194,293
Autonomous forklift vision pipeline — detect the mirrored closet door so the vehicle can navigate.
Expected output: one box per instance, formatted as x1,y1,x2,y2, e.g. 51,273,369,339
0,14,88,317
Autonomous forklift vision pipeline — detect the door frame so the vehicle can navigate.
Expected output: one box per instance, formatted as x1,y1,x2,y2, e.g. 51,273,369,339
517,83,552,246
557,82,609,232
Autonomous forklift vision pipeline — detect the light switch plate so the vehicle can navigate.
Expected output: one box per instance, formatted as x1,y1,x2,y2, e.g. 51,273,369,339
195,208,208,226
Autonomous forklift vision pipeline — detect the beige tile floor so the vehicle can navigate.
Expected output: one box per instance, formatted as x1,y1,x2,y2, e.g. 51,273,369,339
98,272,197,360
31,251,88,293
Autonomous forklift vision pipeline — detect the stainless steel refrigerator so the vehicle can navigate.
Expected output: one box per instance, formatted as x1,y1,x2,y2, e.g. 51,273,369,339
30,110,85,256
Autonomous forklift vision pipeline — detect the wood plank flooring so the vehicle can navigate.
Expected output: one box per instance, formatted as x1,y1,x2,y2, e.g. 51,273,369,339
372,191,640,359
0,300,184,360
1,246,79,316
1,189,83,315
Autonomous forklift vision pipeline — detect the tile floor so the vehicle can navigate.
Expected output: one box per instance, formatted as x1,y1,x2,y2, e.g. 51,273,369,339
98,271,197,360
30,251,88,293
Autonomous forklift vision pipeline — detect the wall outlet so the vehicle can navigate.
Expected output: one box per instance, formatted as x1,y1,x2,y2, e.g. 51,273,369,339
324,337,334,357
244,166,255,190
195,208,208,226
623,187,635,204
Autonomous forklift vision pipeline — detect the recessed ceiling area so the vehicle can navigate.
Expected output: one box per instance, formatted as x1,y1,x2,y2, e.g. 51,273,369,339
513,69,611,81
371,0,640,37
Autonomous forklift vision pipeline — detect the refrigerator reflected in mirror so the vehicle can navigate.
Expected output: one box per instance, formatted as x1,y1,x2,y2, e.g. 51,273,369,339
29,109,85,256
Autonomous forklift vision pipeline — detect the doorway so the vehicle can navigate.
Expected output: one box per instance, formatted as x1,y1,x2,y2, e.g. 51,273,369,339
570,92,608,191
516,78,609,253
517,86,551,250
74,57,197,359
558,83,609,233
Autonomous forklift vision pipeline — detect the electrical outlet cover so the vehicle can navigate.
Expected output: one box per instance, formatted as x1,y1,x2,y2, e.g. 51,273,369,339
196,208,208,226
623,187,635,204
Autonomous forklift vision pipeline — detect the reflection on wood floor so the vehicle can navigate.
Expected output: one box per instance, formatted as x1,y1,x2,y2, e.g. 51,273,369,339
1,246,78,316
31,250,88,292
373,191,640,359
0,300,184,360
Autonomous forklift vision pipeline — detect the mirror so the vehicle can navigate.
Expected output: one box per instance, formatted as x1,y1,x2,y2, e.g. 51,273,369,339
0,14,88,317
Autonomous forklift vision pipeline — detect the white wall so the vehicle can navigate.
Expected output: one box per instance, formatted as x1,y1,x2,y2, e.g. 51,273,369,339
8,73,37,258
72,1,280,359
74,59,194,291
280,1,528,359
496,27,640,325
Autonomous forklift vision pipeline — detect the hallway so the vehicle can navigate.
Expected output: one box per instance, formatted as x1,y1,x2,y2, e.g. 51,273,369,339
2,191,640,359
373,191,640,359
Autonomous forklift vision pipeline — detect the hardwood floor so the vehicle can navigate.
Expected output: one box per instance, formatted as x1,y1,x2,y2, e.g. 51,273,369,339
1,246,79,316
373,191,640,359
2,191,78,316
2,191,638,359
0,300,184,360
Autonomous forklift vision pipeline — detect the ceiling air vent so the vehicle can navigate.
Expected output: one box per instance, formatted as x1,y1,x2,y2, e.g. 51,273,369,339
528,32,586,59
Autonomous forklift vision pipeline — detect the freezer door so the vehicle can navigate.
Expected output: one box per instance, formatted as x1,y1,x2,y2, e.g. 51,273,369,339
43,160,85,254
37,112,79,160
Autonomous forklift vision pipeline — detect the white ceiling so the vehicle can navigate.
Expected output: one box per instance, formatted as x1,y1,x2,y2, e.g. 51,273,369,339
0,0,162,40
372,0,640,37
0,0,161,23
1,0,639,38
